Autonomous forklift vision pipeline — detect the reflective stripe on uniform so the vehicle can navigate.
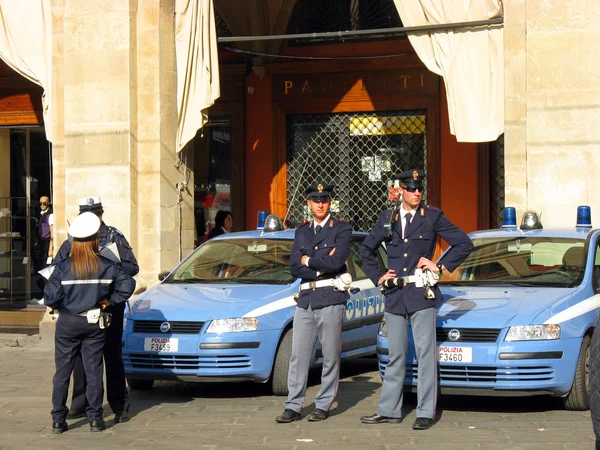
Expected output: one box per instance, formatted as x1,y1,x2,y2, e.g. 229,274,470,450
61,279,114,285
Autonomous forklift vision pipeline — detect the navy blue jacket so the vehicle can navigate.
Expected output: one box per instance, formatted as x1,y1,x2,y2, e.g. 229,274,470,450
55,222,139,277
290,217,352,310
44,256,136,315
360,205,474,314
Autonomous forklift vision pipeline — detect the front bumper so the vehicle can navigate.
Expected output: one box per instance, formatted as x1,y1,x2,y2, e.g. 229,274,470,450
376,333,582,396
123,327,282,383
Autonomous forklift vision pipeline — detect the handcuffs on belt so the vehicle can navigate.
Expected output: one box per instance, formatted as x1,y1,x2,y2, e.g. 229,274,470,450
294,273,355,300
381,268,440,299
80,308,113,329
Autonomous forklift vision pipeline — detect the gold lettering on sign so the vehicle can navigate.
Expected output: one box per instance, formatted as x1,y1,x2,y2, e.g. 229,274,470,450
284,80,293,94
403,74,411,88
301,80,312,93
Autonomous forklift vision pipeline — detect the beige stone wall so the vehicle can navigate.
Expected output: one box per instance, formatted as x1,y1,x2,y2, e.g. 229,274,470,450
505,0,600,226
49,0,194,292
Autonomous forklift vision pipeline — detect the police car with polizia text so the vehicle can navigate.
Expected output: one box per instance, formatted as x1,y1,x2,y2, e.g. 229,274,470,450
377,206,599,410
122,215,386,394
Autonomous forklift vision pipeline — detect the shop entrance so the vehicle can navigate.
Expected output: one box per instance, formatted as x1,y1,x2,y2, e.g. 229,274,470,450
285,110,427,231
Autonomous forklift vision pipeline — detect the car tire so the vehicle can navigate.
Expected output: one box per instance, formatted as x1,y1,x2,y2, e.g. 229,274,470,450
271,329,292,396
563,334,591,411
127,378,154,390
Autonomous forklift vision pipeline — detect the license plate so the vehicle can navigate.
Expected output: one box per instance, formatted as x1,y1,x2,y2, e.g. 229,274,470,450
144,337,178,352
438,345,472,363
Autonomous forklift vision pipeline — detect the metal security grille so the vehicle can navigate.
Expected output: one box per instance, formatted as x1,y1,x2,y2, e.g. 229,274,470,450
286,111,427,231
490,134,505,228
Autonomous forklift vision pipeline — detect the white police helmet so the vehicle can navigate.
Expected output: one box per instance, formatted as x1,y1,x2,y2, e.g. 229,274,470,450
69,212,101,239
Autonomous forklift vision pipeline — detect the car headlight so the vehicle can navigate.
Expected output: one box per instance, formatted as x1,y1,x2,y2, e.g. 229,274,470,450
505,324,560,341
206,318,259,333
378,320,387,337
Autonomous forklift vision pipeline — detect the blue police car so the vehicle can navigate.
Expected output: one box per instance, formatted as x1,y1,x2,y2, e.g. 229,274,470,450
123,221,386,395
377,207,598,410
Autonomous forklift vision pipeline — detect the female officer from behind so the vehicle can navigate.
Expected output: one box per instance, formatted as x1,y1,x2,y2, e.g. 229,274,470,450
44,212,136,434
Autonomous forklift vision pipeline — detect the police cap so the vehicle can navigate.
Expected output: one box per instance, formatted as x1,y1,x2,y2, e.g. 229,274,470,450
79,196,103,215
69,212,101,239
394,169,426,188
305,182,333,202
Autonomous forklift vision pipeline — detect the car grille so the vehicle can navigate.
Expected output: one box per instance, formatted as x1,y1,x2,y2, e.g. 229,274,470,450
125,353,252,370
133,320,205,334
436,327,501,343
379,362,554,383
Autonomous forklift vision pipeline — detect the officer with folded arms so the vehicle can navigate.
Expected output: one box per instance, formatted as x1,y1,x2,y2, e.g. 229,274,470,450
276,182,352,423
44,212,135,434
55,196,139,424
359,169,473,430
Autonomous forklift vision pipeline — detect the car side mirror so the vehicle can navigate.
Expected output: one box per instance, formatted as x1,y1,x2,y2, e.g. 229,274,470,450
158,271,170,281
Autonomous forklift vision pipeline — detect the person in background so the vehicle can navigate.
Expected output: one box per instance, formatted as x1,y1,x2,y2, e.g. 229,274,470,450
44,212,135,434
55,196,139,424
31,196,53,304
207,210,233,240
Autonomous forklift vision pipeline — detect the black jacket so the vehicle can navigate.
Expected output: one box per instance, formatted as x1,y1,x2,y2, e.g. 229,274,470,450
44,256,136,315
55,222,139,277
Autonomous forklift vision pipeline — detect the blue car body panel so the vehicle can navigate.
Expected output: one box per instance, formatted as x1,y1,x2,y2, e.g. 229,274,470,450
123,230,382,384
377,227,600,397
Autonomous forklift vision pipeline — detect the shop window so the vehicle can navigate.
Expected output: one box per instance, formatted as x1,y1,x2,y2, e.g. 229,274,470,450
194,119,232,242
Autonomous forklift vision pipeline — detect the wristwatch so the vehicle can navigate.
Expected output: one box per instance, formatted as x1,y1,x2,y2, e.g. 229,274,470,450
436,262,444,275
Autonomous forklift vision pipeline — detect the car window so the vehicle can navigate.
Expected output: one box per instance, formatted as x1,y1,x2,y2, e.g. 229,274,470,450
349,239,368,281
439,237,586,288
167,238,295,285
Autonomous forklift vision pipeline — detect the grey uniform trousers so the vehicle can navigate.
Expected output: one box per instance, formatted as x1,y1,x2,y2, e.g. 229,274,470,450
284,303,345,413
377,308,437,419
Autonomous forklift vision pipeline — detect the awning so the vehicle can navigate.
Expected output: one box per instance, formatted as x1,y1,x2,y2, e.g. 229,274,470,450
394,0,504,143
0,0,52,141
175,0,221,152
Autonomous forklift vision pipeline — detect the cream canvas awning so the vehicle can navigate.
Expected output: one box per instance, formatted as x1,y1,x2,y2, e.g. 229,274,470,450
176,0,221,152
0,0,53,140
394,0,504,143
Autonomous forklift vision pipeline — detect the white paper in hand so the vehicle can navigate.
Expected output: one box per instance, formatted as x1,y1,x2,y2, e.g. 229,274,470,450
100,242,121,263
39,265,56,280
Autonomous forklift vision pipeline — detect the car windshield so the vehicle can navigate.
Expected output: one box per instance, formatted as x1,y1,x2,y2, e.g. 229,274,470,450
439,237,587,288
166,238,296,285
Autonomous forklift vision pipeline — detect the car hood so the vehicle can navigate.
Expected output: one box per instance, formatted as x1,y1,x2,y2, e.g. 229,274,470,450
128,281,299,322
436,286,575,329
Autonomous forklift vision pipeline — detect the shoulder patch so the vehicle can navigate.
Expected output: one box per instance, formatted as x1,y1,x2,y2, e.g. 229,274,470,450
110,226,124,236
298,220,310,228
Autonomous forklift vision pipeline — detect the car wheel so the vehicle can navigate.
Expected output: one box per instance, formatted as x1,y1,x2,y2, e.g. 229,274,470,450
127,378,154,390
563,334,591,411
271,329,292,396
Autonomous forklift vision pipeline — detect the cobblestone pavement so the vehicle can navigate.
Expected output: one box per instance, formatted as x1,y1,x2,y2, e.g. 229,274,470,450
0,346,595,449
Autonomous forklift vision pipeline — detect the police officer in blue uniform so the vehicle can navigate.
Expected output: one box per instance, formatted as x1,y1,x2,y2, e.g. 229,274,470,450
276,182,352,423
55,196,139,423
359,169,473,430
44,212,136,434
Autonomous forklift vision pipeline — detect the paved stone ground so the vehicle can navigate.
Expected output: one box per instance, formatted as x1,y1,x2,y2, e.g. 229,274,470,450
0,346,595,449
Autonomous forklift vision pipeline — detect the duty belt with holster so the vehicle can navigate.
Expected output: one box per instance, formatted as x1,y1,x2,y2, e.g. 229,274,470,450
381,268,440,299
299,272,353,292
77,308,112,329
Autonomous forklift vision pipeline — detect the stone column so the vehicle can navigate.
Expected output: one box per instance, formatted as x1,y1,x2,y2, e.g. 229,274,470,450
525,0,600,226
503,0,528,219
41,0,194,343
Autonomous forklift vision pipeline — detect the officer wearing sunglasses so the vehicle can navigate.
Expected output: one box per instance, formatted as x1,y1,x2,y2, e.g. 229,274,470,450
359,169,473,430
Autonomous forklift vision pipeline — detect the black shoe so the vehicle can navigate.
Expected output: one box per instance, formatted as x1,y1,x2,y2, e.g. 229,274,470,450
275,409,302,423
114,411,130,423
307,408,329,422
90,419,106,432
360,413,402,424
412,417,434,430
52,422,68,434
66,409,86,420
